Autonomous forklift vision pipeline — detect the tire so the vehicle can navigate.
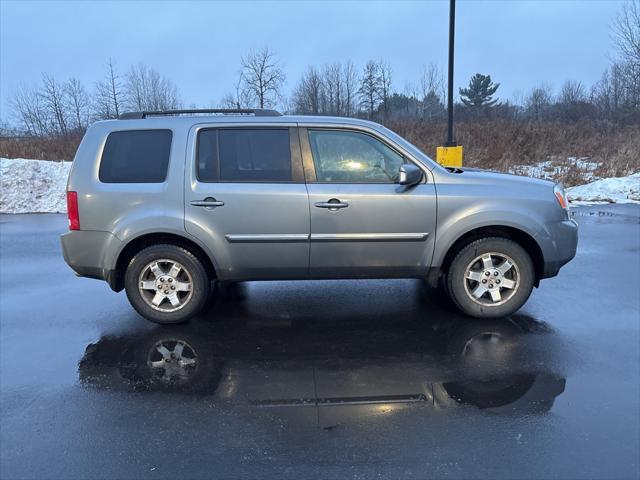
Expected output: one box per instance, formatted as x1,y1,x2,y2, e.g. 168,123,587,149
124,244,209,324
445,237,535,319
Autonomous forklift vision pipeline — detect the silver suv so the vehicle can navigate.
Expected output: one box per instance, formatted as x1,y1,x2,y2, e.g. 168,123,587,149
61,109,578,324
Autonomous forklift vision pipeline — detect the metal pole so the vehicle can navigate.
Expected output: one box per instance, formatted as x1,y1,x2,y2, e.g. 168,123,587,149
446,0,456,146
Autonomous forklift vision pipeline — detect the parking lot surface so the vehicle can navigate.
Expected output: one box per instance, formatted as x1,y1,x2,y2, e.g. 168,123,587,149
1,205,639,479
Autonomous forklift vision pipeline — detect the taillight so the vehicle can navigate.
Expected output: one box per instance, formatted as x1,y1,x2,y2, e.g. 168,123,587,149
554,183,570,213
554,190,567,209
66,191,80,230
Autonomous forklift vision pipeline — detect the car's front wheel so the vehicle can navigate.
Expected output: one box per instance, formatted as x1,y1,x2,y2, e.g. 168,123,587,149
446,237,535,318
124,244,209,324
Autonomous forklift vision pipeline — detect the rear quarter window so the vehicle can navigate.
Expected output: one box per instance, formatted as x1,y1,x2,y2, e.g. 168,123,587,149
99,129,172,183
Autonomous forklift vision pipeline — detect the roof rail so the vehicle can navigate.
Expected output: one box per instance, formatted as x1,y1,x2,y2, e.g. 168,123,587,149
118,109,282,120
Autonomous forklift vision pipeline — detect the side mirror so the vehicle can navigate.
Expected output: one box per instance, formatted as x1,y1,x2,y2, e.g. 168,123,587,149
398,163,423,186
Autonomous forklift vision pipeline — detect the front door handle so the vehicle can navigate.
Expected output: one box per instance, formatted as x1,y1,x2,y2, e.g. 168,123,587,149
314,199,349,211
191,197,224,208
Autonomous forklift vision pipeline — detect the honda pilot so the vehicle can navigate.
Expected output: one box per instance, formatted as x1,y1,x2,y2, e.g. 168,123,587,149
61,109,578,324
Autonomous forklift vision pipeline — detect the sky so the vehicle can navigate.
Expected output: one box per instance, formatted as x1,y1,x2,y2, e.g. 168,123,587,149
0,0,626,120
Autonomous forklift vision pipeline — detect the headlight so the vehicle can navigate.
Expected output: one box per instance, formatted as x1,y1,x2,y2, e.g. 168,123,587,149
554,183,569,211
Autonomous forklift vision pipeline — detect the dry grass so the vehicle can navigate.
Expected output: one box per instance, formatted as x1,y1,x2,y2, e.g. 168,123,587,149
390,119,640,185
0,135,82,161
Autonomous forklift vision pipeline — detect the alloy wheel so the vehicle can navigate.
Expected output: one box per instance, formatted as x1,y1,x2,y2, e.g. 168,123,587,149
463,252,520,306
138,259,193,312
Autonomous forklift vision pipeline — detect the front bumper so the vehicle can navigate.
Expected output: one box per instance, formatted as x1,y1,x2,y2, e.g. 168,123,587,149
541,218,578,278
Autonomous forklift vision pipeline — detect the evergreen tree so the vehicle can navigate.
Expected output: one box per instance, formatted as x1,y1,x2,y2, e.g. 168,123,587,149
459,73,500,107
422,90,445,120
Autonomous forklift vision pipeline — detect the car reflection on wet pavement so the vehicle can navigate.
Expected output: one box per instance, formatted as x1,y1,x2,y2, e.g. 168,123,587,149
1,205,638,479
79,305,566,418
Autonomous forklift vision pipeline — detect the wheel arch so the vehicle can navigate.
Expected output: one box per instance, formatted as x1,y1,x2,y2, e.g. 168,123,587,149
110,232,218,292
432,225,545,287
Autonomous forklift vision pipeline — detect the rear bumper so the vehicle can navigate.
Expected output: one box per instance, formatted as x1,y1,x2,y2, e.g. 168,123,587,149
541,218,578,278
60,230,121,284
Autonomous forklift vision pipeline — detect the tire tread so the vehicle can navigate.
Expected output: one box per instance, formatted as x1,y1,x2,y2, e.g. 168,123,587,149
124,244,209,324
445,237,534,318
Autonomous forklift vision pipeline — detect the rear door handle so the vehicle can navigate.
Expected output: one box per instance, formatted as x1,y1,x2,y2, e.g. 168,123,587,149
314,199,349,211
191,197,224,208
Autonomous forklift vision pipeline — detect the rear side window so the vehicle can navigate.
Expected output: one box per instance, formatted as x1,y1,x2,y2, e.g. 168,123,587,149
99,130,172,183
197,128,291,182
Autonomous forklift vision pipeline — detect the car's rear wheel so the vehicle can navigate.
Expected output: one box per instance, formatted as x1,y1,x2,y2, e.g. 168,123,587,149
446,237,534,318
124,244,209,324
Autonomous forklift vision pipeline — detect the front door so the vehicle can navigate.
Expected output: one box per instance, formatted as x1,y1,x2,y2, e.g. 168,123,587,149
185,125,310,280
302,127,437,278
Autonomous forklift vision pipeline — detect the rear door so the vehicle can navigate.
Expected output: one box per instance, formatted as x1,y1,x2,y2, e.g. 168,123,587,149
185,125,310,280
301,126,437,278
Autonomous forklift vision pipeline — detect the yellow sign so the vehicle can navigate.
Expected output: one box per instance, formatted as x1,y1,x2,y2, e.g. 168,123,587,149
436,145,464,167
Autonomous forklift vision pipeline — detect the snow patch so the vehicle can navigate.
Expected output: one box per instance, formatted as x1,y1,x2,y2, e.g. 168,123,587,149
1,157,71,213
509,157,600,183
567,173,640,204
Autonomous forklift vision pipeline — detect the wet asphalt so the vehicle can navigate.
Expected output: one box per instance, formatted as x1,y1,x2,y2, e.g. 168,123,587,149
0,205,639,480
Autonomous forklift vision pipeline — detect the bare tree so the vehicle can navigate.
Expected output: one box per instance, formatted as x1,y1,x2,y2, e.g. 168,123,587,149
358,60,382,119
124,64,146,111
342,61,358,117
10,84,48,135
621,61,640,111
613,0,640,66
40,74,68,135
292,66,323,114
292,62,359,116
609,1,640,116
378,61,392,121
65,77,90,130
322,63,343,115
221,74,254,109
419,63,445,120
525,84,553,121
557,80,589,121
124,63,180,111
240,48,285,109
559,80,586,104
420,64,444,95
591,65,624,119
95,59,124,119
401,81,420,118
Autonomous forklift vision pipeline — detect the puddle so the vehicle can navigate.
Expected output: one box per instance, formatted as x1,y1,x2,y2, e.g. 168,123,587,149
571,205,640,223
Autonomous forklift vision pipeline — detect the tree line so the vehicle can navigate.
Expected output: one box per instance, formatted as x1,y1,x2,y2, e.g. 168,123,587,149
6,0,639,137
9,61,180,136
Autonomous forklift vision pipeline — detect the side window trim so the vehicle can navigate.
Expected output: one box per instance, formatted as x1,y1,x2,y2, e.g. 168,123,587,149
299,127,425,185
289,127,305,183
195,126,304,184
298,127,316,183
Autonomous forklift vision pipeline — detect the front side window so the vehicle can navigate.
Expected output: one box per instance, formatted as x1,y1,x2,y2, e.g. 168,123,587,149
197,128,292,182
308,129,405,183
99,129,172,183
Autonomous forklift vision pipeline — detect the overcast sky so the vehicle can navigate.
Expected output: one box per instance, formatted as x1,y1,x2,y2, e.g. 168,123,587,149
0,0,626,118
